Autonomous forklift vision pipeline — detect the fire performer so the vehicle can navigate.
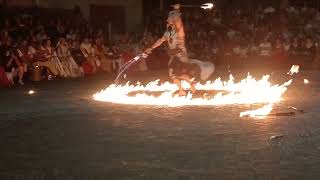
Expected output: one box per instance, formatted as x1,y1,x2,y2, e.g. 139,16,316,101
145,4,214,96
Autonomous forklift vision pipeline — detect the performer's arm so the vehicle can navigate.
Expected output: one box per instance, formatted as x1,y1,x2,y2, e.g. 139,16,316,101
145,37,166,54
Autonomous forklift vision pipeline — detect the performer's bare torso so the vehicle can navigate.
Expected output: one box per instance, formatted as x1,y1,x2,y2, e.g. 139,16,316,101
164,22,190,64
165,27,185,49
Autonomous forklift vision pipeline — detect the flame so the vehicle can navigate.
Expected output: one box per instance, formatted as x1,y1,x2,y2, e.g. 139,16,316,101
304,79,309,84
201,3,214,9
28,90,35,95
287,65,299,75
93,72,294,118
240,104,274,118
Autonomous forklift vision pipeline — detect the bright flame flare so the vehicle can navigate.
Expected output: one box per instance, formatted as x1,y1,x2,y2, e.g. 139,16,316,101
240,104,274,119
201,3,214,9
28,90,35,95
304,79,309,84
287,65,299,75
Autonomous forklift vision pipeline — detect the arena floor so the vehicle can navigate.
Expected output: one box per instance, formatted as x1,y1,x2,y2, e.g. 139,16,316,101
1,68,320,179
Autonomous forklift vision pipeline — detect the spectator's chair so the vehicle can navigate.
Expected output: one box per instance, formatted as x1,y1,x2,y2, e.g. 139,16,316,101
29,64,43,81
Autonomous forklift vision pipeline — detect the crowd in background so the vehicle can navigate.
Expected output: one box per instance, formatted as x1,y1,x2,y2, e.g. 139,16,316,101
0,6,149,88
146,2,320,70
1,2,320,88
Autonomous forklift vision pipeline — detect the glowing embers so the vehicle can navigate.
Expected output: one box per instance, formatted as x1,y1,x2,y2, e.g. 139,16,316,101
28,90,35,95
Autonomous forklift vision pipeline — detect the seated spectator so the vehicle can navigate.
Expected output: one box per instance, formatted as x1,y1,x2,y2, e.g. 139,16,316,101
4,50,26,85
0,36,26,85
56,37,84,77
289,38,302,65
259,38,272,56
126,45,148,72
301,37,316,68
69,39,86,66
66,29,76,41
314,46,320,69
40,39,66,77
272,38,287,67
248,41,260,67
93,37,112,73
36,28,48,42
16,39,32,73
0,40,12,87
239,42,249,67
106,44,122,71
210,41,220,64
80,37,99,73
232,42,242,66
258,38,272,66
32,39,60,77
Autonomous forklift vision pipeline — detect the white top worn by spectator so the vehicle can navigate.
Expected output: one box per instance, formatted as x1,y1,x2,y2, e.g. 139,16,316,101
283,41,290,51
286,6,295,13
250,45,259,56
227,29,238,40
80,42,101,67
213,17,221,24
27,46,36,58
264,6,276,14
240,46,248,58
36,33,47,42
233,46,241,55
234,45,248,58
282,30,291,40
212,47,219,55
80,43,94,58
259,41,272,56
66,34,76,40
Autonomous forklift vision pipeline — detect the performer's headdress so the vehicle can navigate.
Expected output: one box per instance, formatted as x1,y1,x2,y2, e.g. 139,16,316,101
168,4,181,19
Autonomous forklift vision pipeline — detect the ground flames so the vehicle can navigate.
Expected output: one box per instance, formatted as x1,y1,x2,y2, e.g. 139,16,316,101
94,66,299,118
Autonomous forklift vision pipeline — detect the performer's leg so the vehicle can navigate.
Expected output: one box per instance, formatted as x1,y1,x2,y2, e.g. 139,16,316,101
172,78,187,96
169,66,186,96
176,74,196,93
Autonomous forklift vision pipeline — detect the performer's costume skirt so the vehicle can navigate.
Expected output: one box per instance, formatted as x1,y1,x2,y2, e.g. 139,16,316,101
168,51,215,81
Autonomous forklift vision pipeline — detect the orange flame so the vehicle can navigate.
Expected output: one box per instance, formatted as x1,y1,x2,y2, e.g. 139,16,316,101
94,75,293,117
240,104,274,118
94,65,299,118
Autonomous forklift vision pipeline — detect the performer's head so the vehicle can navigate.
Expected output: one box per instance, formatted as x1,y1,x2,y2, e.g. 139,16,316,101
167,4,183,29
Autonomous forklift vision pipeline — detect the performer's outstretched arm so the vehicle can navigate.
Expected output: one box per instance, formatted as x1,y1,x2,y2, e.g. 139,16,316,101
145,37,166,54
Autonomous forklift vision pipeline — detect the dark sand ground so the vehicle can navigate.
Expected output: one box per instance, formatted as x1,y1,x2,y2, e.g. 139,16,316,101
1,68,320,180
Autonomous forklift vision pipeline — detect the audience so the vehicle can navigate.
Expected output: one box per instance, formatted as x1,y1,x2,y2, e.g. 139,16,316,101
56,37,83,77
1,2,320,88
